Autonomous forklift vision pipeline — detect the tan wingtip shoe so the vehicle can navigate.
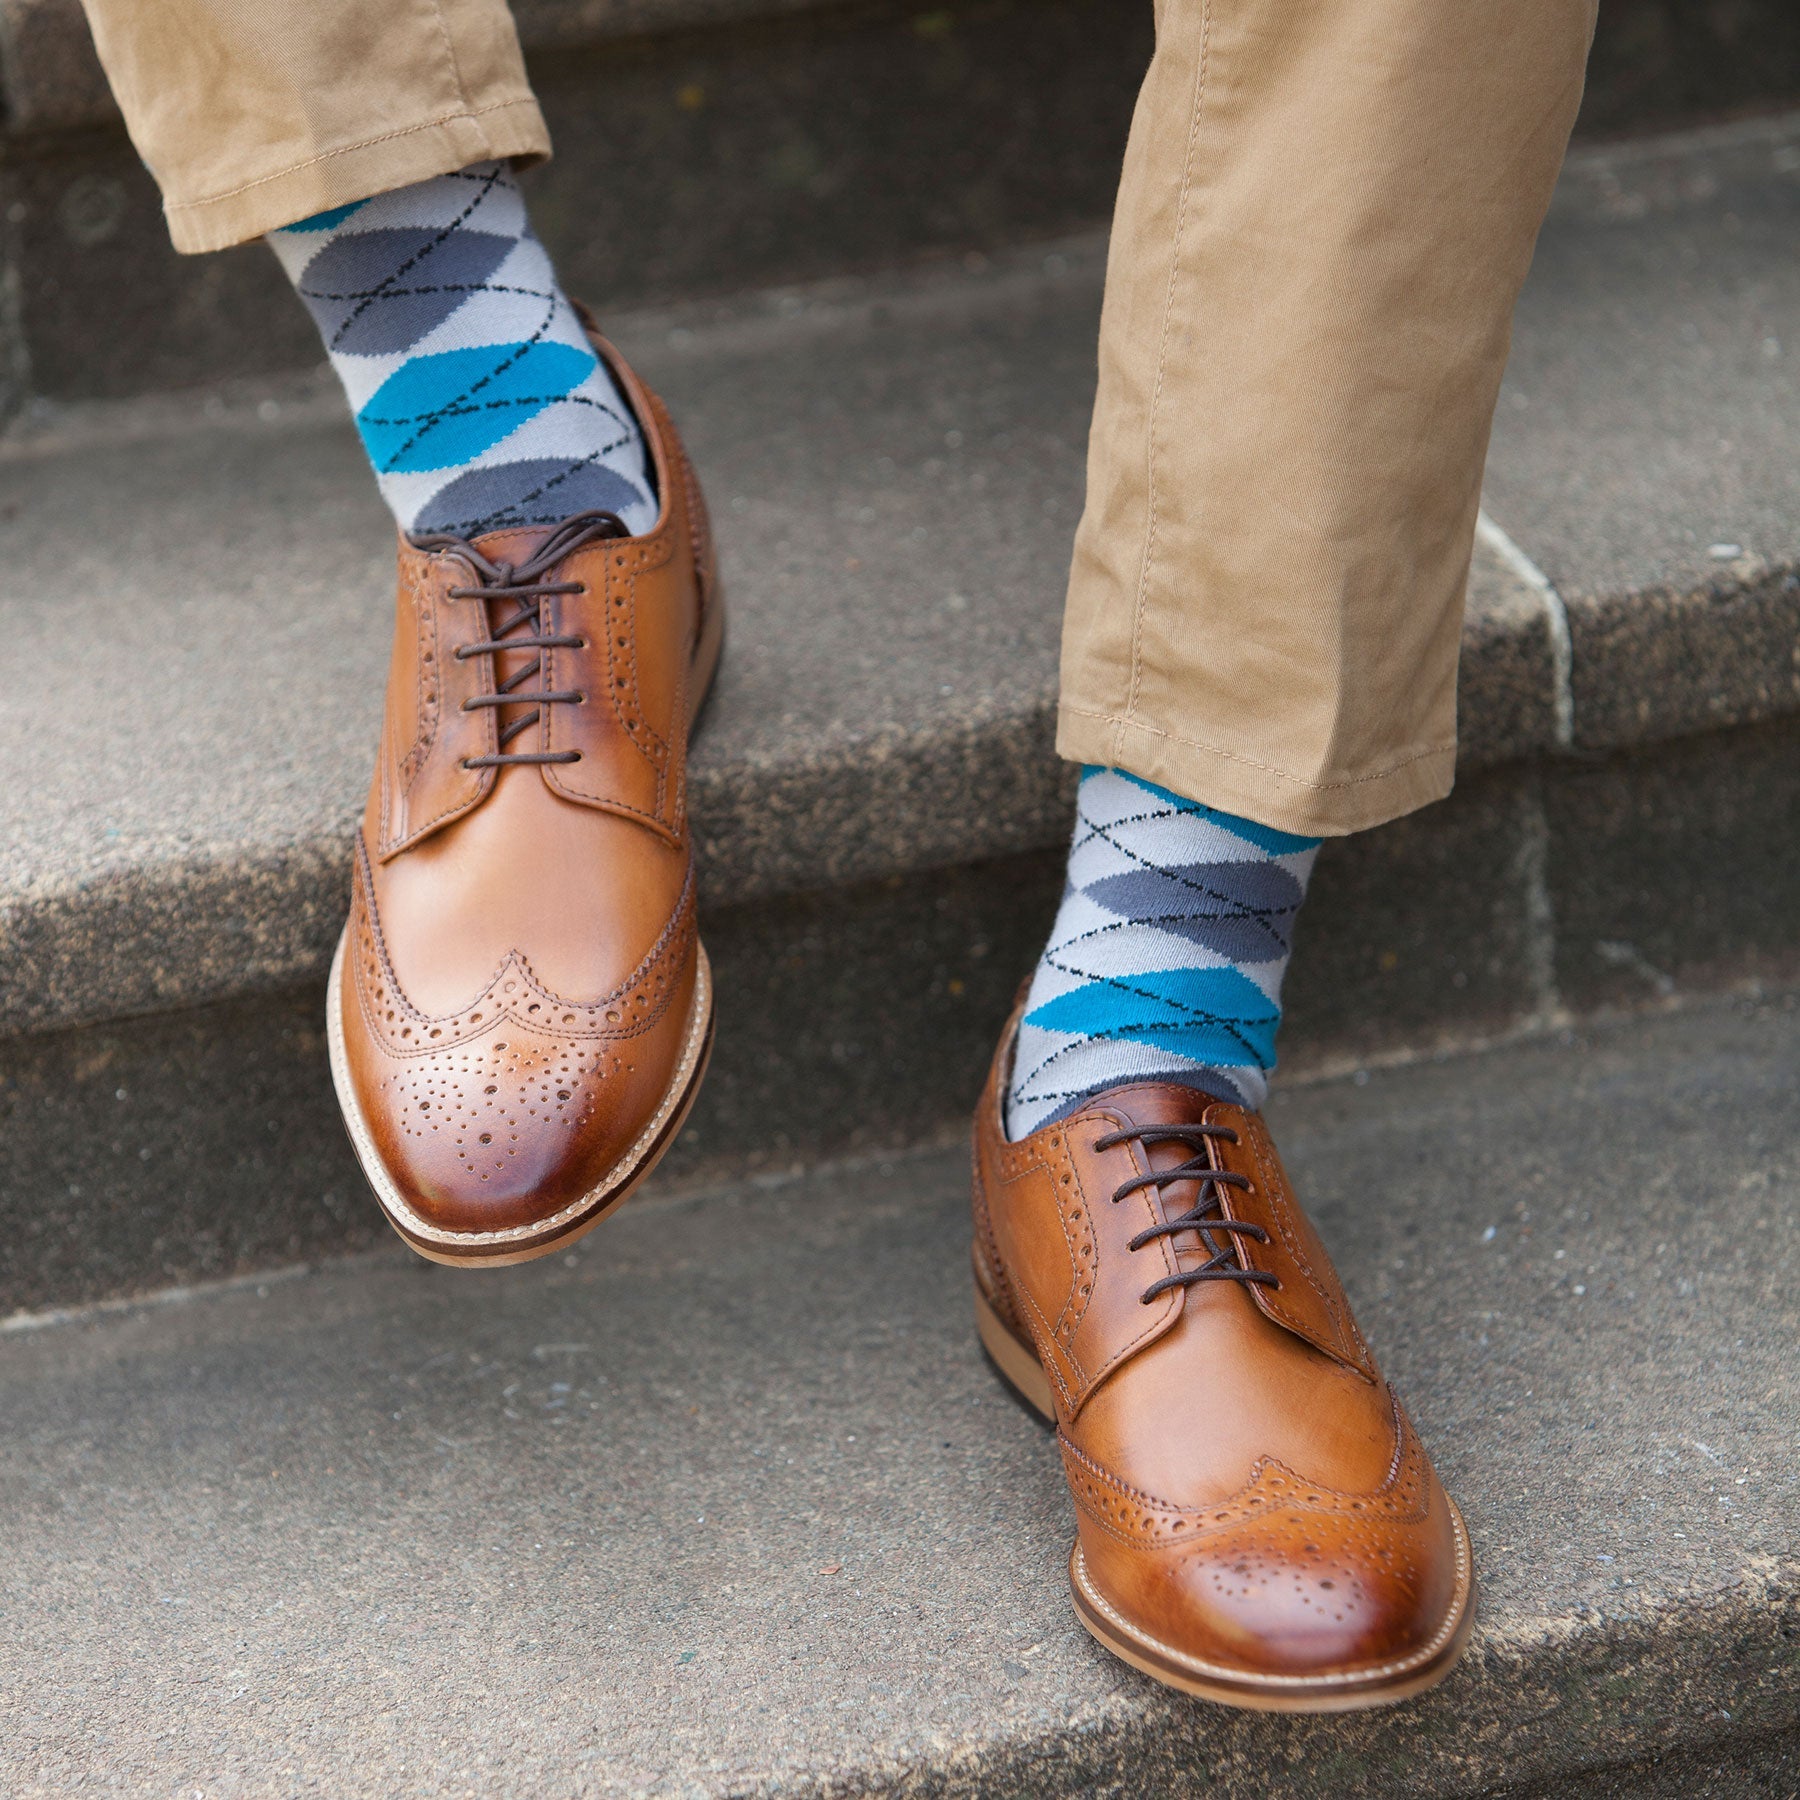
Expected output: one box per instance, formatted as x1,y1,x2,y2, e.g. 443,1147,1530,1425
972,1007,1476,1709
328,335,723,1267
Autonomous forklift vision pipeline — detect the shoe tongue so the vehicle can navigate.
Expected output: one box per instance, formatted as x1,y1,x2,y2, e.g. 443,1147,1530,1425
1079,1081,1245,1132
466,521,568,569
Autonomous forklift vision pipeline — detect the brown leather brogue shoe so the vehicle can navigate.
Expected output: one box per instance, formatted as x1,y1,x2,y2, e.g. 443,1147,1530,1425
972,1008,1475,1709
327,335,722,1267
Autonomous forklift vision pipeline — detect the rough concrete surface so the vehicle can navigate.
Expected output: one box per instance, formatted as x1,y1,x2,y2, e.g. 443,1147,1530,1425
0,0,1156,404
5,0,1796,403
1487,116,1800,744
0,0,855,135
0,853,1060,1313
1545,717,1800,1014
0,230,1556,1037
1499,1726,1800,1800
6,722,1797,1317
11,117,1800,1037
3,997,1797,1797
8,0,1796,139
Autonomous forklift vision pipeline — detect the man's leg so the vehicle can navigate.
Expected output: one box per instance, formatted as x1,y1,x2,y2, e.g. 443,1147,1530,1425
81,1,723,1265
1017,0,1598,1133
977,0,1597,1708
82,2,654,541
78,0,546,254
1060,0,1597,834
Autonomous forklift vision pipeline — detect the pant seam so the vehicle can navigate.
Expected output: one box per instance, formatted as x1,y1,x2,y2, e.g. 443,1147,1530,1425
1117,0,1212,761
162,99,539,214
1065,702,1456,792
427,0,476,115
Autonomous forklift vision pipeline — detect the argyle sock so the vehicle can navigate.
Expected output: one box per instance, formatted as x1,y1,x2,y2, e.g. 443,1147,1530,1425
267,162,656,540
1004,768,1320,1139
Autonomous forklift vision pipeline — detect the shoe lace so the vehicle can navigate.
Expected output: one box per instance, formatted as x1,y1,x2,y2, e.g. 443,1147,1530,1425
1094,1123,1281,1306
408,509,631,770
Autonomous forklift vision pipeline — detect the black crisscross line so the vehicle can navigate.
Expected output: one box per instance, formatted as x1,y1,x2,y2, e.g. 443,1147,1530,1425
371,284,560,472
1019,928,1280,1099
1009,788,1296,1105
296,166,624,473
1011,989,1267,1110
300,163,513,354
1074,793,1301,961
299,278,563,311
371,305,635,476
427,440,643,540
361,385,635,442
1097,1122,1279,1306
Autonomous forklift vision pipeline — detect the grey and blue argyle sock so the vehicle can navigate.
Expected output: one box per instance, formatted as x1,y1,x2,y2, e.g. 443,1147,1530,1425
1004,768,1320,1140
268,162,656,540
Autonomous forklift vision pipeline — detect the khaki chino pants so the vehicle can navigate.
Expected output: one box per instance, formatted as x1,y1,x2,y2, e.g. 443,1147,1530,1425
81,0,1598,836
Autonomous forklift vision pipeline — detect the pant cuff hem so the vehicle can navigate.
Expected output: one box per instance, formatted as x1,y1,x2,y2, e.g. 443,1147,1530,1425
161,96,552,253
1055,704,1457,837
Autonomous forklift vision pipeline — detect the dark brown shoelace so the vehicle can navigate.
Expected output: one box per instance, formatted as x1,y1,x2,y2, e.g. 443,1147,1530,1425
408,509,630,770
1095,1121,1281,1305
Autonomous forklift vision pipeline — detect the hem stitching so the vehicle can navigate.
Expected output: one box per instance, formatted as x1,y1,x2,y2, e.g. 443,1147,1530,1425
163,97,542,214
1061,703,1456,793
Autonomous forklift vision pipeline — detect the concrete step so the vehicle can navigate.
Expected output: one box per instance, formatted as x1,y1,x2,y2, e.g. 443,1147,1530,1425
2,114,1798,1311
3,0,1799,410
4,996,1797,1795
2,0,1156,409
7,113,1799,1037
8,0,1796,140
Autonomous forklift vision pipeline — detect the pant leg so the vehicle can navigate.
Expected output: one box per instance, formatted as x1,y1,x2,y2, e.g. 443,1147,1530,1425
1058,0,1597,837
76,0,549,253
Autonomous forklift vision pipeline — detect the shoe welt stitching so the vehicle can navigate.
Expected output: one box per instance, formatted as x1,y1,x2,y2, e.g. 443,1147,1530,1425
1070,1496,1472,1689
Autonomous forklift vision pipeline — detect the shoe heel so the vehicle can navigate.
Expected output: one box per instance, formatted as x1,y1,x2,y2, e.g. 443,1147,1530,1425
974,1283,1056,1424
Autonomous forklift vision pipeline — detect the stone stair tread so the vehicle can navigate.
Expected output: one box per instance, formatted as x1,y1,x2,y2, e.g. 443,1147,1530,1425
4,996,1796,1796
8,0,1800,147
4,117,1799,1038
0,0,849,135
1490,115,1800,599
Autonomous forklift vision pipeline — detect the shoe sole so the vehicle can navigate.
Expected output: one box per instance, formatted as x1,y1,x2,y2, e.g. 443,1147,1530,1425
327,576,728,1270
974,1280,1479,1711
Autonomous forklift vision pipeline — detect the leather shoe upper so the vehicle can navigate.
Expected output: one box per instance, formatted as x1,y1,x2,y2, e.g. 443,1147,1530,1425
973,1014,1468,1687
338,340,718,1249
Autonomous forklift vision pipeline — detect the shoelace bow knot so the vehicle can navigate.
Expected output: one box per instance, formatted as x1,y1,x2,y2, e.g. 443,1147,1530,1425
409,509,630,770
1095,1122,1281,1306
